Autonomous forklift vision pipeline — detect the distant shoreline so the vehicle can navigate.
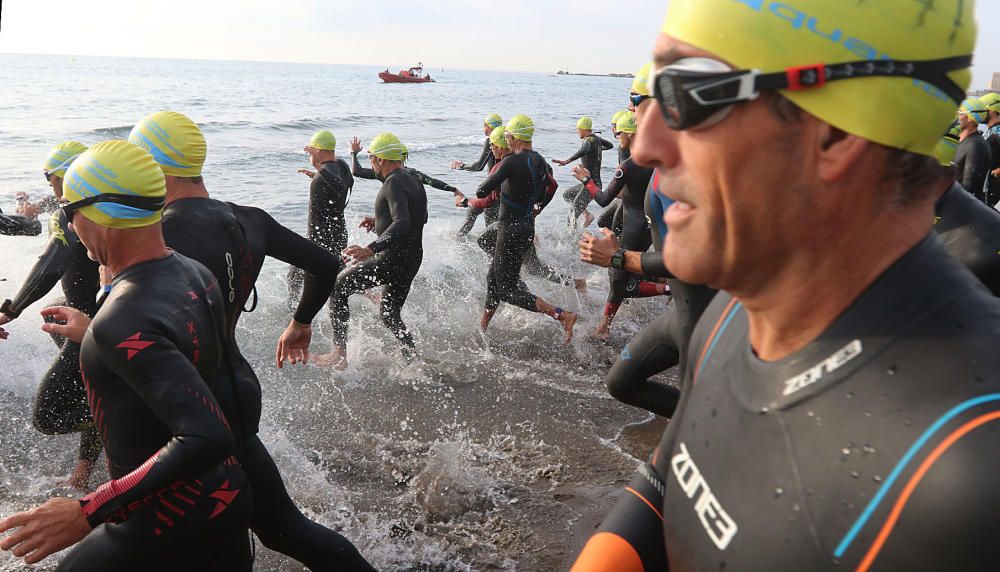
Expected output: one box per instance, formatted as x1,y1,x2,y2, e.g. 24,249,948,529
555,71,634,78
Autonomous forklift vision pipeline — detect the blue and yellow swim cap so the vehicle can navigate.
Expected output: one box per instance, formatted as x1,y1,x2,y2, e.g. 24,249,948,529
44,141,88,178
631,63,653,97
959,98,988,124
128,111,207,177
485,114,503,129
934,124,962,167
63,140,166,230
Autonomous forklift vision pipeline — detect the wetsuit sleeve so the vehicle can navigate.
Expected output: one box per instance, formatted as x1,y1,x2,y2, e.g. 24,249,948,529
468,192,498,209
314,164,350,219
536,169,559,212
460,139,493,172
0,214,41,237
351,152,378,180
586,161,630,207
566,139,593,163
597,135,615,151
367,179,412,254
410,168,458,193
254,209,341,325
639,252,673,278
79,316,236,527
2,213,78,318
477,159,514,199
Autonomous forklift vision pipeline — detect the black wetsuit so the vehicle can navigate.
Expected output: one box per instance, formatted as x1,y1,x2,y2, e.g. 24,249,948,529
984,124,1000,205
954,132,992,203
934,182,1000,295
1,209,101,464
477,150,556,312
605,174,717,417
596,146,631,233
0,206,41,236
288,159,354,303
457,138,501,237
562,134,615,219
584,159,654,306
352,152,457,194
60,253,252,571
330,168,427,359
161,197,374,571
579,235,1000,571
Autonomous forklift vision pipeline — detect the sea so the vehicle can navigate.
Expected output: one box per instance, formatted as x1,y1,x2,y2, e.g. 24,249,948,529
0,54,675,571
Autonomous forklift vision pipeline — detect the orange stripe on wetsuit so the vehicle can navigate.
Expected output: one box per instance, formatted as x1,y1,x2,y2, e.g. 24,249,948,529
694,297,740,383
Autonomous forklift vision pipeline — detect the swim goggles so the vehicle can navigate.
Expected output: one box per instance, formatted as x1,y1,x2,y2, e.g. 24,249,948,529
649,54,972,131
629,92,649,109
61,193,164,224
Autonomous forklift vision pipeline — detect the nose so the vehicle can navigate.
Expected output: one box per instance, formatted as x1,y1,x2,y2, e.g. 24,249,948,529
632,98,680,171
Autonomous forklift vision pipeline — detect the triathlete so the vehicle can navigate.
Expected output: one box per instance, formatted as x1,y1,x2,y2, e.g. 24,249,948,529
13,141,85,219
476,115,577,341
327,133,427,369
954,97,992,202
574,2,1000,571
555,117,615,227
979,93,1000,205
452,114,504,238
0,141,102,490
571,111,668,339
459,126,587,293
0,141,252,570
350,136,463,201
594,110,632,235
127,111,374,571
288,130,354,305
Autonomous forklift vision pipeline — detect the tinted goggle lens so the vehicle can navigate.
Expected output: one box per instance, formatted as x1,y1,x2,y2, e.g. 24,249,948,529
652,65,744,130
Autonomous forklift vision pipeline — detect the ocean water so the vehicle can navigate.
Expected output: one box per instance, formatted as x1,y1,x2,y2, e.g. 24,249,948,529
0,54,675,571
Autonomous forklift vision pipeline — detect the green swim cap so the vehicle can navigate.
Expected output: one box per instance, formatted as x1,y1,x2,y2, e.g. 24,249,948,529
617,111,637,134
368,133,408,161
485,114,503,129
506,115,535,142
44,141,88,178
63,140,166,230
612,110,628,127
129,111,207,177
979,93,1000,113
661,0,976,156
489,126,509,150
309,130,337,151
959,98,988,124
577,117,593,131
934,124,962,167
631,63,653,97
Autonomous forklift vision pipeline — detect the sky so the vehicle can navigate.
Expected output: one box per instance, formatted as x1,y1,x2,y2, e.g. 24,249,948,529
1,0,1000,86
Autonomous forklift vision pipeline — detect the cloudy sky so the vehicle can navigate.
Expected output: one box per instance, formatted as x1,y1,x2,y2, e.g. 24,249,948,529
1,0,999,87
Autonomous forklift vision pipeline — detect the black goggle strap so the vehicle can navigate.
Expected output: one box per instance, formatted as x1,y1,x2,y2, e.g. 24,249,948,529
64,193,165,216
680,54,972,108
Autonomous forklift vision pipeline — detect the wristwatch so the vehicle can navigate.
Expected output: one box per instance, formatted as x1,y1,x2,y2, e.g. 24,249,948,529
611,249,626,270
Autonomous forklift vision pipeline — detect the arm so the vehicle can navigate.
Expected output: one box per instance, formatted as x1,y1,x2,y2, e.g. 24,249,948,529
0,214,41,237
410,168,459,194
596,135,615,151
468,192,498,210
477,158,513,199
351,152,378,180
564,139,593,164
367,180,412,255
2,213,79,319
460,139,493,172
638,252,672,278
536,168,559,212
79,320,236,527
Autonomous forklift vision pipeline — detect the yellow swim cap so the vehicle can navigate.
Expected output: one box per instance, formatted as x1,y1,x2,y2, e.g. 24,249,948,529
128,111,207,177
577,117,593,131
612,110,628,127
661,0,976,156
489,126,509,150
368,133,408,161
309,130,337,150
506,115,535,142
485,114,504,129
63,140,166,230
43,141,88,178
934,124,962,167
631,63,653,97
617,111,638,134
979,92,1000,113
959,97,988,124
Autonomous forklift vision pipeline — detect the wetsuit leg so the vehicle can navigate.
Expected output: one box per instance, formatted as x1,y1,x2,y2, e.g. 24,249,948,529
596,201,621,233
329,257,391,349
572,464,668,571
477,222,499,257
563,184,593,220
486,222,537,311
379,259,420,360
606,312,682,418
523,245,573,286
457,206,484,238
607,209,657,306
32,340,102,463
244,436,375,572
612,203,624,237
484,203,500,226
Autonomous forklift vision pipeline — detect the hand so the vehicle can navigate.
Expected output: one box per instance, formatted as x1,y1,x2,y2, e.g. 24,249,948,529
451,160,465,170
350,137,363,154
551,159,567,167
298,168,316,179
579,228,621,268
454,194,467,208
453,190,465,201
993,168,1000,178
359,216,377,232
276,320,312,369
39,306,91,344
0,313,11,341
0,497,91,565
14,192,28,200
572,165,591,182
342,245,375,264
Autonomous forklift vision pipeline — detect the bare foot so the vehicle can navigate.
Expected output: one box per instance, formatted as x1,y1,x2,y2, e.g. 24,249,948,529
589,324,612,341
581,211,594,228
574,278,588,294
558,311,578,344
313,348,348,370
57,459,95,493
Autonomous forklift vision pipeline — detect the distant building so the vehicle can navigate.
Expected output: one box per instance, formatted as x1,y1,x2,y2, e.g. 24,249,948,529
992,72,1000,93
